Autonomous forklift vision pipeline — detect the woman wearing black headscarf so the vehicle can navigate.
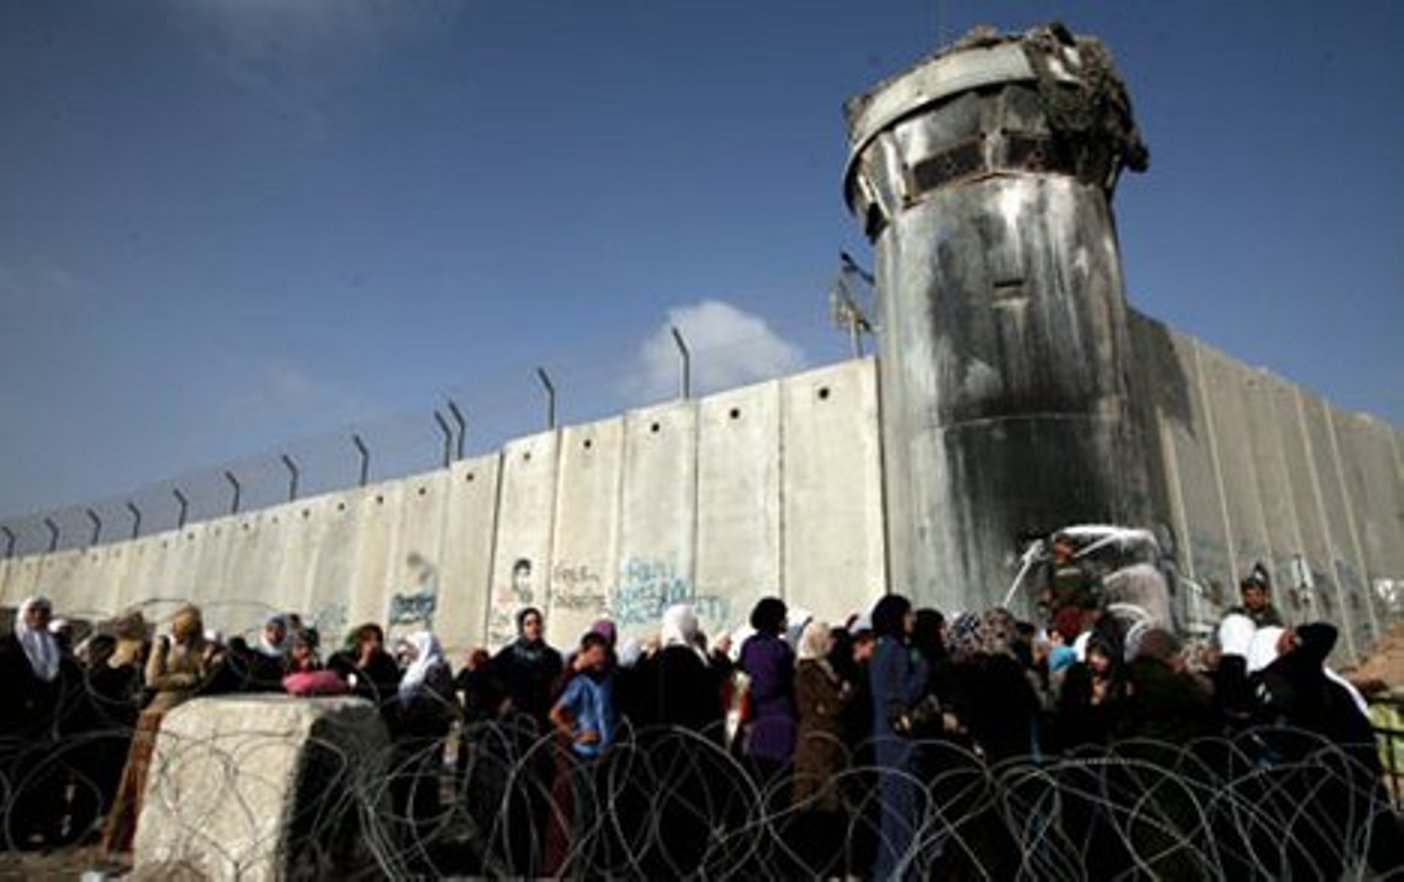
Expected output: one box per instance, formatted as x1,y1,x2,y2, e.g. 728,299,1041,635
492,607,563,730
1253,622,1403,877
867,594,928,881
488,606,563,875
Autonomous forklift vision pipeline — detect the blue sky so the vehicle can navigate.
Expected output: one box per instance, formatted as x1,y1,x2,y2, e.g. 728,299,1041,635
1,0,1400,540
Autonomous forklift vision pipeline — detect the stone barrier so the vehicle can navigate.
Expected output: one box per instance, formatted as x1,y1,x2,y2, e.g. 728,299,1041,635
131,695,390,881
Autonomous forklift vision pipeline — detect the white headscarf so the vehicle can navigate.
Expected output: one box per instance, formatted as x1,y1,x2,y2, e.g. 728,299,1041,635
660,604,706,661
617,637,643,669
1324,668,1369,716
398,630,446,700
1218,613,1256,659
796,619,832,663
16,596,61,682
258,613,289,658
785,607,814,650
1247,626,1286,674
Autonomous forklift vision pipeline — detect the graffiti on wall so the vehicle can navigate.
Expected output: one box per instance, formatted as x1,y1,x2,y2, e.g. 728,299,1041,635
487,557,535,647
611,557,731,631
310,602,348,642
388,551,438,637
550,563,609,614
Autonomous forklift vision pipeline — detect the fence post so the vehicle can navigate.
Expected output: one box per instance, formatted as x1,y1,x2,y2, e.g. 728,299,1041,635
536,367,556,430
224,470,241,515
281,454,300,502
126,501,142,540
670,325,691,399
173,488,189,530
446,399,467,461
352,434,370,487
433,410,453,468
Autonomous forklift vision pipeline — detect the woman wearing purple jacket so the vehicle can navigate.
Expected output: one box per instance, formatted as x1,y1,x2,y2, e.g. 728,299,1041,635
738,597,797,794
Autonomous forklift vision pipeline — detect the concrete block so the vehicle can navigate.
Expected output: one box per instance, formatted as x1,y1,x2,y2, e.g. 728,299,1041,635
345,482,404,636
1324,403,1382,643
202,514,279,639
614,399,697,639
68,543,122,623
695,379,781,635
302,491,360,647
96,543,136,621
385,470,449,644
1198,346,1273,576
1240,371,1305,616
33,548,84,614
436,455,501,656
1335,413,1404,628
1161,332,1234,596
1263,378,1340,626
548,418,624,646
7,555,43,607
266,499,326,624
168,524,211,603
487,430,559,648
781,359,885,624
133,695,390,882
1299,395,1368,657
188,514,237,613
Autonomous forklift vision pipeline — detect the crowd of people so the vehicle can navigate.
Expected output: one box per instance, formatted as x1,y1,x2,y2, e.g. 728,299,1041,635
0,563,1399,878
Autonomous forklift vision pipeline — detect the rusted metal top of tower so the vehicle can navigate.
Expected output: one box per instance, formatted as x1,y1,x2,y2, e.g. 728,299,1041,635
842,22,1149,219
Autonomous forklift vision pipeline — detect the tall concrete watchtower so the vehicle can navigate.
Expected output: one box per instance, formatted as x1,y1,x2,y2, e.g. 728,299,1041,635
843,24,1152,612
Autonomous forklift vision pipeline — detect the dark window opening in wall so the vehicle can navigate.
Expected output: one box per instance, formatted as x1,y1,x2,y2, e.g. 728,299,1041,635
418,486,427,496
650,422,661,433
583,438,593,450
992,279,1026,301
466,472,476,483
818,386,831,401
337,503,346,512
303,508,311,518
523,451,532,462
375,495,384,505
729,407,741,420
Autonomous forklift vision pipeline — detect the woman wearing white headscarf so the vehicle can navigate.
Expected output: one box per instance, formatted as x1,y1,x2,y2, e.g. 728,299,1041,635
792,620,853,809
660,602,707,662
1211,612,1258,733
388,630,456,858
11,595,62,682
633,603,729,732
0,596,74,846
1246,625,1287,676
398,630,450,701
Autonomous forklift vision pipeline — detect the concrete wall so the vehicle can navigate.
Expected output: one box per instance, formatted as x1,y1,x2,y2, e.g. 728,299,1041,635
1131,312,1404,659
0,360,882,656
1,348,1398,659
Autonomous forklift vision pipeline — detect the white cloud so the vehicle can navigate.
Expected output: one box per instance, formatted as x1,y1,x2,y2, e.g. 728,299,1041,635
630,300,807,401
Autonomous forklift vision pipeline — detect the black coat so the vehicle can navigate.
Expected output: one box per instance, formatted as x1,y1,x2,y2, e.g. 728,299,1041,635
630,645,728,734
492,639,563,727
